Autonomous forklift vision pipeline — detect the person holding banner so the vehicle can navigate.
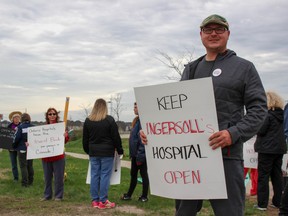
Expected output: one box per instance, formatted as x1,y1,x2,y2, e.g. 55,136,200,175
7,111,22,182
12,113,34,187
141,14,267,216
41,108,69,201
121,102,149,202
254,91,286,211
279,102,288,215
82,98,123,209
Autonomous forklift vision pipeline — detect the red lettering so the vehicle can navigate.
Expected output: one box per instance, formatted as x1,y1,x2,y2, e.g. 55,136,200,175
164,171,173,184
163,170,201,184
173,171,183,184
195,119,204,133
206,124,215,134
183,170,191,184
145,119,212,135
191,170,201,184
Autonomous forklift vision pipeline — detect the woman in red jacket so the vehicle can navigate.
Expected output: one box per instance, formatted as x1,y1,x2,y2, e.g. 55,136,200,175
41,107,69,201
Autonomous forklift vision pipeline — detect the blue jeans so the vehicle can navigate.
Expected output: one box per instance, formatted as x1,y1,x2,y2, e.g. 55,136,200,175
90,156,114,202
9,150,19,180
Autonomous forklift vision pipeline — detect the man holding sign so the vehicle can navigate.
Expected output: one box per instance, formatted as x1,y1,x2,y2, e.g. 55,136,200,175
141,14,267,216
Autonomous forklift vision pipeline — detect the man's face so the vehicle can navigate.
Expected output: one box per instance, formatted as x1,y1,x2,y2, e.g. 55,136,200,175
134,104,138,115
200,24,230,53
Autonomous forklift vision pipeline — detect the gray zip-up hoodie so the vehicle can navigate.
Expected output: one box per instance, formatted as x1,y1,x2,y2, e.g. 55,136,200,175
181,49,267,160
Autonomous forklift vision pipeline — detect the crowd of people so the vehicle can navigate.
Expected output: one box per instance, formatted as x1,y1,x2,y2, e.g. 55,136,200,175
7,107,70,199
4,99,149,210
1,13,288,216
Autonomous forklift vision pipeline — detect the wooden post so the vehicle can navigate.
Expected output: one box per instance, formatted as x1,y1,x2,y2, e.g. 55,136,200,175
63,97,70,128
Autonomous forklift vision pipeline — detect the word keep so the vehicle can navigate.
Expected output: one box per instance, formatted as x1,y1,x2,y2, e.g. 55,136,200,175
157,94,188,110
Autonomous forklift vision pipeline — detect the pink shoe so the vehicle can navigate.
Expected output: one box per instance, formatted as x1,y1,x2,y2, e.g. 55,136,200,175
91,200,100,208
98,200,116,209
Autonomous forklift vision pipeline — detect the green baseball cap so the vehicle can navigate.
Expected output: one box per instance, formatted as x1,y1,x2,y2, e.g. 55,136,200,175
200,14,229,30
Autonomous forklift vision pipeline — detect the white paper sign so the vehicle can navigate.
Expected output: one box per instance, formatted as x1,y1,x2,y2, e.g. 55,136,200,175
27,122,65,160
243,136,258,169
134,77,227,199
282,153,288,173
86,152,121,185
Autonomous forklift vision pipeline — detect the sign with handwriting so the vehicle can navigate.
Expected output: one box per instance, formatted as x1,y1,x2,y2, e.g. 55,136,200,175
243,136,258,168
0,127,15,150
282,154,288,174
134,77,227,199
27,122,65,159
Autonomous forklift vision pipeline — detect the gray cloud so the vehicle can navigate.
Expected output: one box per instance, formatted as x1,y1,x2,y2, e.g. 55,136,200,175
0,0,287,121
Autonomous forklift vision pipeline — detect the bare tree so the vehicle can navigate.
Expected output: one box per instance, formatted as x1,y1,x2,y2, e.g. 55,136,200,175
79,103,91,120
111,93,126,121
155,49,194,80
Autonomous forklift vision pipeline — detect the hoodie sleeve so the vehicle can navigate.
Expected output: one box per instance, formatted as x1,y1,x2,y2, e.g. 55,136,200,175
109,117,123,155
82,119,89,154
227,62,267,144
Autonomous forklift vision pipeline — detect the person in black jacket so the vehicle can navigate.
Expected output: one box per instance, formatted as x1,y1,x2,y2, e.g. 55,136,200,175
82,98,123,209
121,102,149,202
13,113,34,187
254,91,286,211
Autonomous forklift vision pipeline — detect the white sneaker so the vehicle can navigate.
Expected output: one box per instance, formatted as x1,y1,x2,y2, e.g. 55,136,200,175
253,204,267,211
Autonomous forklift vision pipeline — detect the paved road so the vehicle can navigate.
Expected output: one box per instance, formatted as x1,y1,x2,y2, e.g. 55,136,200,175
66,152,131,168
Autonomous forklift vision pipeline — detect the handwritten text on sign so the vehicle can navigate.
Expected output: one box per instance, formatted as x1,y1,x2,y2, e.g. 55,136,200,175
27,122,65,160
243,136,258,169
0,127,15,150
134,78,227,199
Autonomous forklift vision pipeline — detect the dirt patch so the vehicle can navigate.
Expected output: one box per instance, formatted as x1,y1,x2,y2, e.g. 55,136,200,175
0,168,9,180
117,205,145,215
0,200,146,216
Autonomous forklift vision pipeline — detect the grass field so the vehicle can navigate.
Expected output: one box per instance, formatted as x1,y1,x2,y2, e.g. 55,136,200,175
0,136,275,215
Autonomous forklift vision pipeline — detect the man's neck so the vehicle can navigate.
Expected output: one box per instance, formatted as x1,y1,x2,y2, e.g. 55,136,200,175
205,53,218,61
205,49,227,61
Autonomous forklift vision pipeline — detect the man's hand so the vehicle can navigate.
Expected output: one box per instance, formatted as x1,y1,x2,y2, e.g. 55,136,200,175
140,130,148,145
209,130,232,150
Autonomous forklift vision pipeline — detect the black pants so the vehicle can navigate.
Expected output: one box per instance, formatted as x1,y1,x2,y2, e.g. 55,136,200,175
257,153,283,208
18,151,34,186
279,180,288,215
126,157,149,198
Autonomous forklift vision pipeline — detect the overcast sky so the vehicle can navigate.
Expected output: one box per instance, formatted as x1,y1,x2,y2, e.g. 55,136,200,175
0,0,287,122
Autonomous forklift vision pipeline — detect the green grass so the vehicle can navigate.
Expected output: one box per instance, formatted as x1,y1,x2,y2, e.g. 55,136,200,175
66,137,130,160
0,138,270,215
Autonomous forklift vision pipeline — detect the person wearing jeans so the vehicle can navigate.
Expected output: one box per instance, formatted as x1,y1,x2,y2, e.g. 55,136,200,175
83,98,123,209
90,157,114,203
